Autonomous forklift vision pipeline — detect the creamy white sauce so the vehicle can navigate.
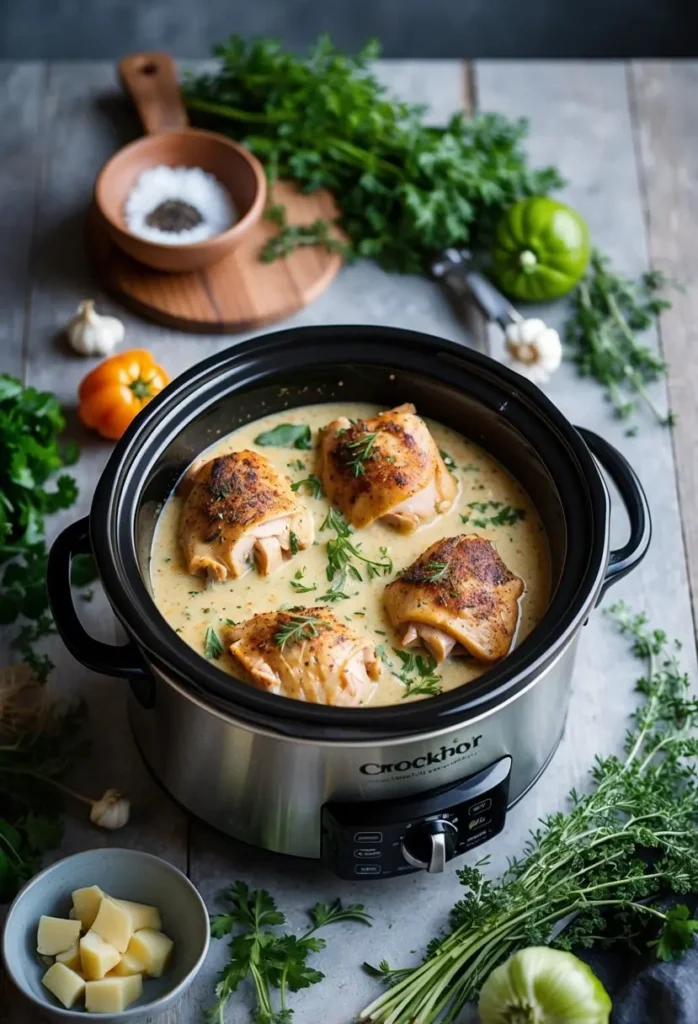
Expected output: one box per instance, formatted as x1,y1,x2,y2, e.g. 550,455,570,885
150,402,550,706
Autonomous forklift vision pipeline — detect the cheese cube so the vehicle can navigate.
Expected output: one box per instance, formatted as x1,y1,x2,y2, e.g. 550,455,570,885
42,962,86,1009
71,885,106,930
108,952,143,977
127,929,174,978
55,940,81,972
37,915,82,956
85,974,143,1014
114,898,162,932
79,930,121,980
91,896,133,953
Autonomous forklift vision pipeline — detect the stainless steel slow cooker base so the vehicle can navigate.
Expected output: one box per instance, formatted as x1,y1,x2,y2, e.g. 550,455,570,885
128,639,579,868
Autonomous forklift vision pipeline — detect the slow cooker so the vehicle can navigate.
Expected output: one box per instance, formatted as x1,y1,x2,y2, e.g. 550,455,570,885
48,326,650,880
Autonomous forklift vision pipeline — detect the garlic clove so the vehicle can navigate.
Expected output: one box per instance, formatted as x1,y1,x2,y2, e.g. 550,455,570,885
67,300,125,357
89,788,131,830
505,317,562,385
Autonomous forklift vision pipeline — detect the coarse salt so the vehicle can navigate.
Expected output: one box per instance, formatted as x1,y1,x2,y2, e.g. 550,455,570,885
124,165,237,245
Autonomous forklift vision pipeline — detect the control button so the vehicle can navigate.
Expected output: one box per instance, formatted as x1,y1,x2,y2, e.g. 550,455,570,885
354,831,382,843
401,819,458,874
354,864,382,876
468,815,492,831
354,847,381,859
469,798,492,816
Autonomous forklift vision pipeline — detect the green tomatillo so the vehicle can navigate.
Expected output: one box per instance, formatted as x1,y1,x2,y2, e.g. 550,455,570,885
478,947,611,1024
492,197,591,302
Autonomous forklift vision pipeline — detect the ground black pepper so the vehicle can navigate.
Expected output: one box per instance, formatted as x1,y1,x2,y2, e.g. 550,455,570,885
145,199,203,233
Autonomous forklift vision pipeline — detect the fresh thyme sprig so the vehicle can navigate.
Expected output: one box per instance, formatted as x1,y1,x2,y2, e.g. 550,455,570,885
392,649,443,698
208,881,371,1024
342,430,379,477
566,250,675,429
422,561,452,584
321,508,393,583
273,614,325,649
360,603,698,1022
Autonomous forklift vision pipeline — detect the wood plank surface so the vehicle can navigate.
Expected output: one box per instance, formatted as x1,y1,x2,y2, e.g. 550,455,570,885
1,57,697,1024
629,60,698,639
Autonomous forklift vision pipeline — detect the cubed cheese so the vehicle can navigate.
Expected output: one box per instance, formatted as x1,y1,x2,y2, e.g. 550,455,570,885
108,952,143,977
55,940,81,972
114,898,162,932
79,930,121,980
37,915,82,956
85,974,143,1014
42,962,86,1009
91,896,133,953
127,929,174,978
71,885,105,930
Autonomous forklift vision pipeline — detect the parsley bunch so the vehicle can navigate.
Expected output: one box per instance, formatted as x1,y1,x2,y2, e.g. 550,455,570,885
208,881,371,1023
361,604,698,1022
184,36,563,273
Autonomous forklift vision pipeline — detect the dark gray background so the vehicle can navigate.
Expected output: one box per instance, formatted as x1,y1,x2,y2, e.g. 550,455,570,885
1,0,696,58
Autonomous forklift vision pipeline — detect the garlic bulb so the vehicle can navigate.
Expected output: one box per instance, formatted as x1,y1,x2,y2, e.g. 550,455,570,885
66,300,124,357
505,318,562,385
89,788,131,830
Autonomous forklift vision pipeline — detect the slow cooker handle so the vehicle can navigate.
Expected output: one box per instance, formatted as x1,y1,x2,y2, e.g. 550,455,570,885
576,427,652,595
47,517,149,679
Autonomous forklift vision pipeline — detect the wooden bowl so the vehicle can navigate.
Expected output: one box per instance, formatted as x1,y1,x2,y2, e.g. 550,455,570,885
94,53,266,273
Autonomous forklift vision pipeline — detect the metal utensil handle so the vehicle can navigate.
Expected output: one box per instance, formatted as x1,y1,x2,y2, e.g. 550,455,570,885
118,52,189,135
47,517,147,679
431,249,521,330
576,427,652,595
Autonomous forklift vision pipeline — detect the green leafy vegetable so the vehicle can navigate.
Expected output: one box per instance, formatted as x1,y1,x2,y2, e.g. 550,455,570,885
392,648,443,698
566,250,675,427
290,568,317,594
460,502,526,528
183,35,563,273
321,508,392,584
208,881,371,1023
360,604,698,1022
204,626,224,659
291,474,323,499
260,203,350,263
254,423,312,450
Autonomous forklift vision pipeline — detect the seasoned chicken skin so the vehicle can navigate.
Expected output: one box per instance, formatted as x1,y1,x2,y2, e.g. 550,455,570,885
178,451,313,581
318,403,457,533
384,535,524,664
225,607,381,706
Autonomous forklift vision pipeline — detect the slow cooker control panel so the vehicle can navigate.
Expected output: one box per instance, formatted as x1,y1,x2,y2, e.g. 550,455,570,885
321,756,511,880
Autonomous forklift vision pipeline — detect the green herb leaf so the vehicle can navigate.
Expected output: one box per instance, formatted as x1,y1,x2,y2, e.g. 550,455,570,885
254,423,312,450
204,626,224,659
651,905,698,962
291,474,323,498
274,614,325,649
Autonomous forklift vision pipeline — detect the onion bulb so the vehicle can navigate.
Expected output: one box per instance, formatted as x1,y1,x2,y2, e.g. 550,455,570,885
478,947,611,1024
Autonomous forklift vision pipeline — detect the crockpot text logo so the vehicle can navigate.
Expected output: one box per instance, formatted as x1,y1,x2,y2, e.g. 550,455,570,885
359,735,483,775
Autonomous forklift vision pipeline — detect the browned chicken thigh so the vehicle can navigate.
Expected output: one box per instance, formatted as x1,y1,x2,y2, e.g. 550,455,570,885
384,535,524,664
224,607,381,706
318,403,457,532
178,450,313,581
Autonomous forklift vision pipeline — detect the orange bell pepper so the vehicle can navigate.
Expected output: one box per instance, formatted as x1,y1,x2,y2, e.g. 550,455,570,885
78,349,170,440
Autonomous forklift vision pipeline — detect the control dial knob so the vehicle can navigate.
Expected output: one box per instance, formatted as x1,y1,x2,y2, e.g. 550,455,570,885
400,819,458,874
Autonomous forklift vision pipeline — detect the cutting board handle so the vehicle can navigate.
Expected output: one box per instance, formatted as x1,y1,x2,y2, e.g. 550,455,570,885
119,52,189,135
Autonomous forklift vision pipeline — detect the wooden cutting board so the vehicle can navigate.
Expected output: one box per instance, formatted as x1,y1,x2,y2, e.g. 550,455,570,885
87,180,343,333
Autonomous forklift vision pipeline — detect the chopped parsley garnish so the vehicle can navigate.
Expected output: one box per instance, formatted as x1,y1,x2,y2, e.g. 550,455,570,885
392,649,443,697
254,423,312,450
291,474,323,498
274,614,325,649
460,501,526,528
290,568,317,594
288,458,306,471
289,530,299,554
204,626,224,659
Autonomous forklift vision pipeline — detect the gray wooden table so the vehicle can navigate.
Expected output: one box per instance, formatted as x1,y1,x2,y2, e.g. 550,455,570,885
1,59,698,1023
